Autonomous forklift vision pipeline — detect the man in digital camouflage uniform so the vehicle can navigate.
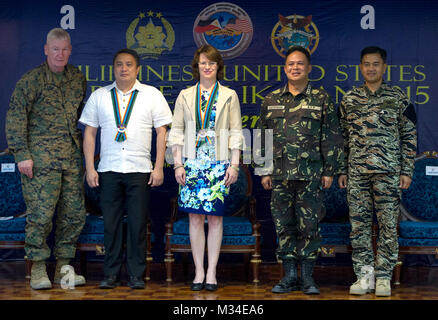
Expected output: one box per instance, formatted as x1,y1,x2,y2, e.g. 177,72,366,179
6,28,87,290
338,46,417,297
256,46,343,294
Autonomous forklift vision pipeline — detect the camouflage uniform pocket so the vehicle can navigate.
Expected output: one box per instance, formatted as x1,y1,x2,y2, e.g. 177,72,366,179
266,108,285,133
379,109,397,125
346,111,361,123
297,150,322,177
271,142,285,176
300,111,321,136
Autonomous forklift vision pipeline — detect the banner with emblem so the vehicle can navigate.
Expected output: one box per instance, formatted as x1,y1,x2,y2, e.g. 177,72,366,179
2,0,436,153
1,0,438,258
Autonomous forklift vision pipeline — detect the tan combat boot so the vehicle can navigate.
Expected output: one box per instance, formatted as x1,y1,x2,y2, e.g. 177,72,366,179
30,261,52,290
375,278,391,297
349,265,375,295
53,258,86,287
349,278,374,295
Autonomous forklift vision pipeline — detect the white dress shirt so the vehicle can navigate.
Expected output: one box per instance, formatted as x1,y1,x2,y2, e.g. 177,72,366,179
79,80,172,173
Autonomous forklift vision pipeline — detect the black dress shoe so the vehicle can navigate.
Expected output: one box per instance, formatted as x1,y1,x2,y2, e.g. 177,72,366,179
128,276,145,289
99,275,120,289
190,282,204,291
204,283,218,291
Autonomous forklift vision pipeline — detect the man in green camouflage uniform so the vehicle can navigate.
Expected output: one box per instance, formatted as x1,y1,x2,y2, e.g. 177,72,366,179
6,28,87,290
256,46,343,294
338,46,417,297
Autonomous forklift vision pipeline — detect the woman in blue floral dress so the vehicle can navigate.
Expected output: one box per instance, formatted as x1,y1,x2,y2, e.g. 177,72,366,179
167,45,244,291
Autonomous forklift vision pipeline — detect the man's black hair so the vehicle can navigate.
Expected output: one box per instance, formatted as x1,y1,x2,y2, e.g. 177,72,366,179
360,46,387,63
285,46,311,64
113,48,140,67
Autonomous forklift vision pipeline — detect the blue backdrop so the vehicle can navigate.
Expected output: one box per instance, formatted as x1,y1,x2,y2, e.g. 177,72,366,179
1,0,437,261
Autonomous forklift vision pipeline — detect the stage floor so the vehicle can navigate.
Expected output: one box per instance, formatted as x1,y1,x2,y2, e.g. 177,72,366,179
0,261,437,300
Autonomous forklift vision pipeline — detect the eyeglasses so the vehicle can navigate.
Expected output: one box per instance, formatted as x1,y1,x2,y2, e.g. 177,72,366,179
198,62,217,68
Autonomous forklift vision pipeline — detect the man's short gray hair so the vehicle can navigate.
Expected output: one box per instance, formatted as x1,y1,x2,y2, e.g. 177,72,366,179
46,28,71,43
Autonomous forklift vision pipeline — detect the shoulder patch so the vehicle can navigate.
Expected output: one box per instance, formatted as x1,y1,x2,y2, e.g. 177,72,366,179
403,103,417,124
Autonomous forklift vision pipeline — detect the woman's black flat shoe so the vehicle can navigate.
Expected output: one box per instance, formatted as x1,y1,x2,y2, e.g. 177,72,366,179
191,282,204,291
205,283,218,291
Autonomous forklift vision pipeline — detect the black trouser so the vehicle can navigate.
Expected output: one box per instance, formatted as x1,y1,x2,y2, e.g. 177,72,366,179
99,172,150,278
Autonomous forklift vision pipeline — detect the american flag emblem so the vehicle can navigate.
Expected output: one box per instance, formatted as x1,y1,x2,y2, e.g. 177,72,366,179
225,18,253,34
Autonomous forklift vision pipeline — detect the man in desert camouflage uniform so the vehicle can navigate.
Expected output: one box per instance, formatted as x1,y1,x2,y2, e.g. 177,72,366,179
6,28,87,290
256,46,343,294
338,46,417,297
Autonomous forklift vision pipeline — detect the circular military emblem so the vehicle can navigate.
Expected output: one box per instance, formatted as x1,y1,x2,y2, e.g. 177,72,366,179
126,11,175,60
271,14,319,58
193,2,253,60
